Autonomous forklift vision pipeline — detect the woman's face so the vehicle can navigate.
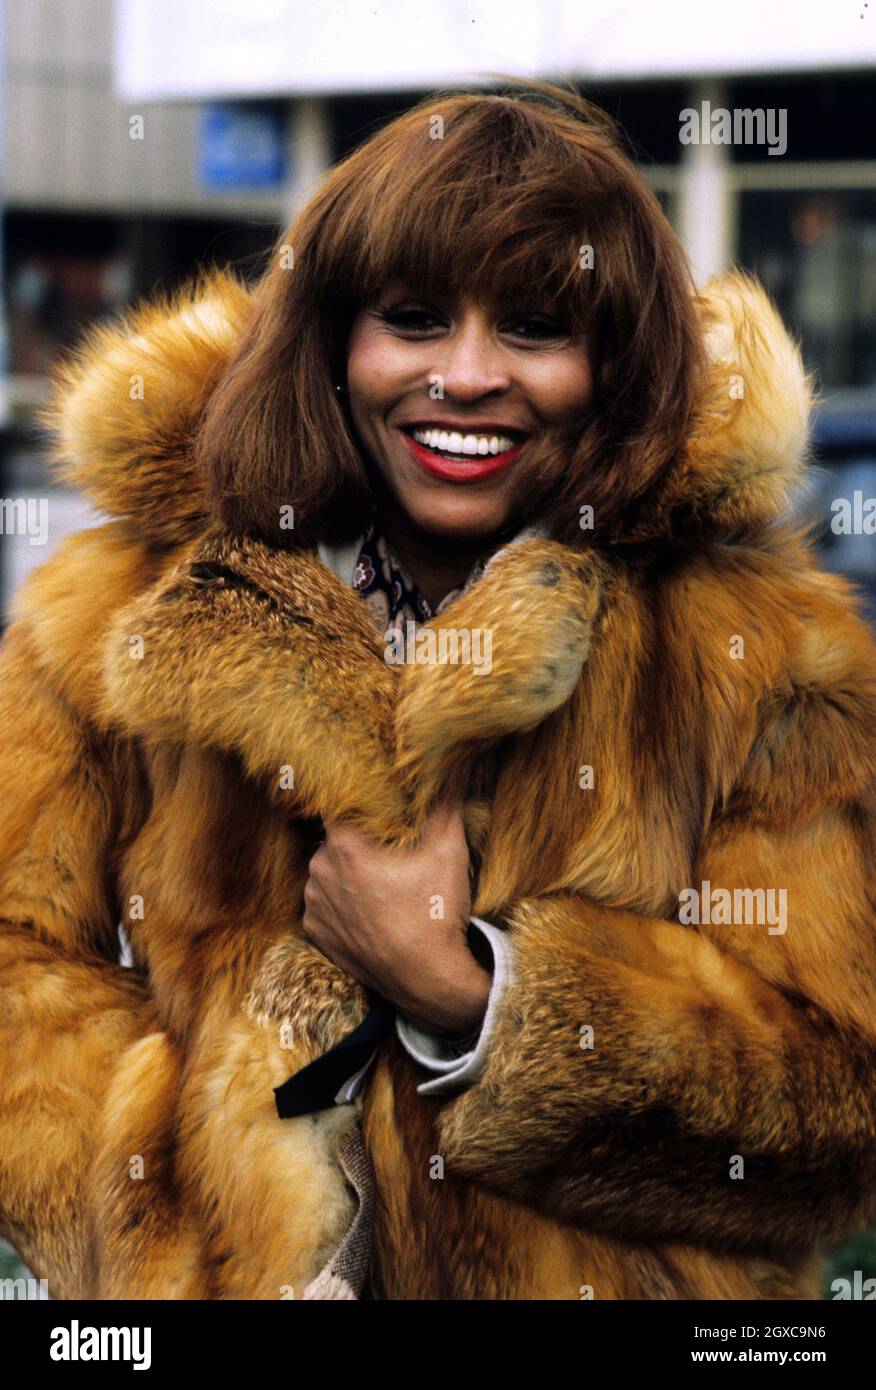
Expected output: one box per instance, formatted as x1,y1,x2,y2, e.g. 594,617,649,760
345,283,593,541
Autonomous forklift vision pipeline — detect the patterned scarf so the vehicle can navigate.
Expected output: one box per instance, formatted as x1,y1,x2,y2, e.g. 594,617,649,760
351,521,489,630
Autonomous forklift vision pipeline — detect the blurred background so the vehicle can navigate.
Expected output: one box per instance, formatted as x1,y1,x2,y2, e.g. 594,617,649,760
1,0,875,1297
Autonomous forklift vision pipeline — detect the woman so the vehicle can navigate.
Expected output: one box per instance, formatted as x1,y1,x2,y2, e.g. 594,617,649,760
1,80,876,1301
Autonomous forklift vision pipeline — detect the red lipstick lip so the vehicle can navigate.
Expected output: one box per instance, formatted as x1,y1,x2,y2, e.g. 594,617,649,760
398,428,525,482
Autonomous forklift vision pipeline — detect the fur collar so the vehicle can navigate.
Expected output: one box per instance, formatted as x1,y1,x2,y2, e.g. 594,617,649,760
38,268,811,551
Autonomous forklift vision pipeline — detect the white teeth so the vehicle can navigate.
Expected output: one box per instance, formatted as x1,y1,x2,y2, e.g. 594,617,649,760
410,427,519,456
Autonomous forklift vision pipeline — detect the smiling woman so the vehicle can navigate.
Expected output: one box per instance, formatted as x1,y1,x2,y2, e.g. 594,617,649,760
2,78,876,1303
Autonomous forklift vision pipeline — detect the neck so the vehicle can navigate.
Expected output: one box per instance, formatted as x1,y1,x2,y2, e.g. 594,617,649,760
375,495,508,612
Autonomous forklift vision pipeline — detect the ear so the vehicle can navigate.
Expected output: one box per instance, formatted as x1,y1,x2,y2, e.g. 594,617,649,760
394,539,608,821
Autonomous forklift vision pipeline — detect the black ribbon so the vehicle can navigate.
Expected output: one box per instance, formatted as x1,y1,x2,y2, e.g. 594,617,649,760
274,996,396,1119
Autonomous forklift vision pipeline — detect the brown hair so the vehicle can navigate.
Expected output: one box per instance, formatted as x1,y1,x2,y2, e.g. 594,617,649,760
197,78,706,548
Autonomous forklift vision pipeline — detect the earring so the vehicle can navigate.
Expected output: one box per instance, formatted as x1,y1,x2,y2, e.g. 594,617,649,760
334,383,346,395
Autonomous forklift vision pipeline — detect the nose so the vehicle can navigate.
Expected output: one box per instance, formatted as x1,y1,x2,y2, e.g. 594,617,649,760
436,308,512,401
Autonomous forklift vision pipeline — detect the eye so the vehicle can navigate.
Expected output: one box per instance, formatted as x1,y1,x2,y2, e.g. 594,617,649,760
502,315,568,342
376,303,445,335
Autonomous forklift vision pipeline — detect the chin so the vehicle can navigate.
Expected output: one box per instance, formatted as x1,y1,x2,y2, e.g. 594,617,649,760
406,493,515,543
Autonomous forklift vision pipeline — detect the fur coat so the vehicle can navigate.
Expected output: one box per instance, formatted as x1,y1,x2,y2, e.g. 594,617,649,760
1,267,876,1301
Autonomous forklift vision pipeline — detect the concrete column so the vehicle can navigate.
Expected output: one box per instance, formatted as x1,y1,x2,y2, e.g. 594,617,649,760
282,97,332,227
677,80,734,287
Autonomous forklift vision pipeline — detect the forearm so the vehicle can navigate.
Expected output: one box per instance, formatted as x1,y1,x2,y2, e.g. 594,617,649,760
0,920,163,1295
434,894,876,1256
0,615,208,1296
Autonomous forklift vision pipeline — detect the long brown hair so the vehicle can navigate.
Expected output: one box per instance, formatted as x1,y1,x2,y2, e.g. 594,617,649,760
197,78,706,549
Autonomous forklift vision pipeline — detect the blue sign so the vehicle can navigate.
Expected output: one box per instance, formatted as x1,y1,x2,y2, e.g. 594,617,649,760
199,103,288,190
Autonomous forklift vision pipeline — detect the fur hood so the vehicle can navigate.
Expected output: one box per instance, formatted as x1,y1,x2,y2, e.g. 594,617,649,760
37,267,812,551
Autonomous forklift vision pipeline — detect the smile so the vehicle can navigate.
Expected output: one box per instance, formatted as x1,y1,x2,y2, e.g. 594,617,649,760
398,424,528,482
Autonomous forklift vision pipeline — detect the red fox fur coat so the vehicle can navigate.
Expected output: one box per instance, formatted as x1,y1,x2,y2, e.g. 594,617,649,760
1,268,876,1301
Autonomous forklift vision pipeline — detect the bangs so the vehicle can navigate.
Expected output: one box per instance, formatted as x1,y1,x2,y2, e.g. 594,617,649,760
309,96,605,336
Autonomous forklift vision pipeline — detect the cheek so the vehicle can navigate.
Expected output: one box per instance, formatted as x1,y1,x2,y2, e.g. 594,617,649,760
346,330,416,421
346,341,387,423
528,354,593,424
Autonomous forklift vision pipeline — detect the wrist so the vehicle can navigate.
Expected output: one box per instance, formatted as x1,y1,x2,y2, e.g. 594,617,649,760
405,954,491,1038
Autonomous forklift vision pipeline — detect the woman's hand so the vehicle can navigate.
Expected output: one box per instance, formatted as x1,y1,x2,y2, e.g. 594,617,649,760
302,802,491,1037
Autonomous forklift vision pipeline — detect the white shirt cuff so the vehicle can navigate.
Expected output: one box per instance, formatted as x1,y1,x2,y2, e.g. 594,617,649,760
394,917,514,1096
